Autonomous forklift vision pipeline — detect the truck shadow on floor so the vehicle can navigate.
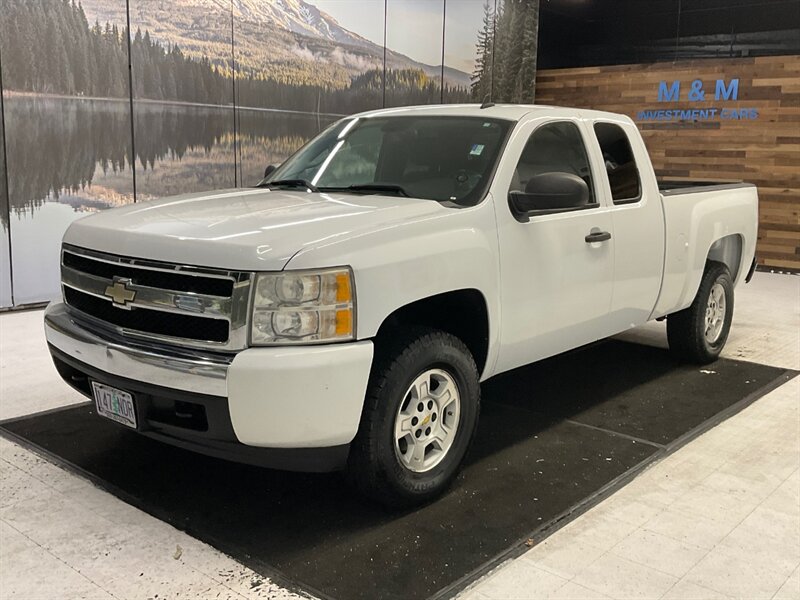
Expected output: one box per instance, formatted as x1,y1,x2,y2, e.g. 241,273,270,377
1,340,788,600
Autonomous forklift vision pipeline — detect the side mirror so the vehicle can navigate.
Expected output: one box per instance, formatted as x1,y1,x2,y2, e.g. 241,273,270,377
263,165,276,179
509,172,590,218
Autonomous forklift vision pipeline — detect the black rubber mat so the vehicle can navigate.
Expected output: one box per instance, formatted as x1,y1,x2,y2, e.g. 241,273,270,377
0,341,793,600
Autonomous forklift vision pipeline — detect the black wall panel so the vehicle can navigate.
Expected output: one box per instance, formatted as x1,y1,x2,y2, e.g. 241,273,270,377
539,0,800,69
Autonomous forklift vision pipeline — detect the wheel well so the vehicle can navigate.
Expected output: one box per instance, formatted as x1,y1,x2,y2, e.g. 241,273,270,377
374,289,490,376
707,234,743,281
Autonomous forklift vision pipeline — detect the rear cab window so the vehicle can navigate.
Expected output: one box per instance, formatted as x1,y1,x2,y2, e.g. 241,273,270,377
593,122,642,204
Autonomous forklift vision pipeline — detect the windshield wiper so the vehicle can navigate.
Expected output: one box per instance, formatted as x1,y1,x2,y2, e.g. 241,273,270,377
260,179,319,192
321,183,410,197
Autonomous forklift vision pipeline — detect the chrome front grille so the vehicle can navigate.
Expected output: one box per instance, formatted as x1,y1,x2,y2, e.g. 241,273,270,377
61,245,253,351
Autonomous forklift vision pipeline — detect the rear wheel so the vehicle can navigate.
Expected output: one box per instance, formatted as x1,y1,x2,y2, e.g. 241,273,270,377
347,327,480,507
667,261,734,364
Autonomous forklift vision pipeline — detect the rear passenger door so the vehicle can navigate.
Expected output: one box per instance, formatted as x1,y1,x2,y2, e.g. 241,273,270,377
590,121,665,330
492,118,616,374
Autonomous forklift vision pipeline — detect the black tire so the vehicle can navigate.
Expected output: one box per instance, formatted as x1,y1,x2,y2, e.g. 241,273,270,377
667,261,734,364
347,327,480,508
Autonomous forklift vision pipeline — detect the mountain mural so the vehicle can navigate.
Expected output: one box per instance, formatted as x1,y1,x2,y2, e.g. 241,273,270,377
0,0,478,308
80,0,471,89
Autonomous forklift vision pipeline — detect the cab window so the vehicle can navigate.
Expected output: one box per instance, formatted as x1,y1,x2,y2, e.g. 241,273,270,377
270,116,512,206
509,121,596,211
594,122,641,203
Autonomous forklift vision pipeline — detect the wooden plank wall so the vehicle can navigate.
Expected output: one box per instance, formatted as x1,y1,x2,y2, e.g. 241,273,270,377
535,55,800,271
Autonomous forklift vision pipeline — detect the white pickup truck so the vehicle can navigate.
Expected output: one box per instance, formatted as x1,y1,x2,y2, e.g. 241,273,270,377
45,104,758,506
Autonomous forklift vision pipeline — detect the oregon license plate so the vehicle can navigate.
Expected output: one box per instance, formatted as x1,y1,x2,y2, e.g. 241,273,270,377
91,382,137,429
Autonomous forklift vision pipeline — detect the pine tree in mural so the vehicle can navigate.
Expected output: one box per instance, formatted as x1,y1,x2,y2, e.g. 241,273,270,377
0,1,131,98
472,0,540,103
471,1,495,103
511,0,539,103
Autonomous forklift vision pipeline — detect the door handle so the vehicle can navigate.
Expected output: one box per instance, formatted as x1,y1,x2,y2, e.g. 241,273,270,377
585,231,612,243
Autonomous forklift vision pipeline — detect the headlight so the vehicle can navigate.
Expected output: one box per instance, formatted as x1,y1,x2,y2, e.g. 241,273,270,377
250,267,355,345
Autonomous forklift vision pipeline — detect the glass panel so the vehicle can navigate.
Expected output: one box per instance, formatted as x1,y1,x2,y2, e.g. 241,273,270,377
129,0,236,198
385,0,444,107
0,82,11,308
232,0,383,186
594,122,641,203
443,0,487,103
0,0,135,305
237,111,339,189
511,121,595,204
271,115,512,205
0,231,9,307
490,0,540,103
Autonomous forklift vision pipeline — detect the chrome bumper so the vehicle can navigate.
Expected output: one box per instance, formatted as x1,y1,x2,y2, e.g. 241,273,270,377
44,302,230,397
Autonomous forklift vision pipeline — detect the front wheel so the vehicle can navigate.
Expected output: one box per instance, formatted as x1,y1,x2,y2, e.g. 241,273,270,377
667,261,734,364
346,327,480,507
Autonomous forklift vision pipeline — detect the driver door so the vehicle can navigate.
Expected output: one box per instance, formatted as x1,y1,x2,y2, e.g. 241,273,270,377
492,117,616,374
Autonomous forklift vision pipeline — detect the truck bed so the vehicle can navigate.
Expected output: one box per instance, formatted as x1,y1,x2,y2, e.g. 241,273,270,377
653,181,758,319
658,180,756,196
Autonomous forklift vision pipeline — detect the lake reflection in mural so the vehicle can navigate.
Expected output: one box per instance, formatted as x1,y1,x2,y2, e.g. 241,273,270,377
2,95,331,304
3,95,134,305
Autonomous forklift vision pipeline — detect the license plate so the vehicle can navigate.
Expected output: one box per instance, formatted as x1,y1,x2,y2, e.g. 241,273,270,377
91,382,137,429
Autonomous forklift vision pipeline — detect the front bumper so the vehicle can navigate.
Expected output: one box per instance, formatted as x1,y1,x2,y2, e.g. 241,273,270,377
44,303,374,469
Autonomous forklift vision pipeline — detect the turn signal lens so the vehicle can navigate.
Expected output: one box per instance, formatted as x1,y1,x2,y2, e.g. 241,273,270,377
335,272,352,303
251,268,355,345
335,308,353,336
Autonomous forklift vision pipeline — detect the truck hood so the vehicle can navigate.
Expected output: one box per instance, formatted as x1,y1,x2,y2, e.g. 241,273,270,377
64,188,450,271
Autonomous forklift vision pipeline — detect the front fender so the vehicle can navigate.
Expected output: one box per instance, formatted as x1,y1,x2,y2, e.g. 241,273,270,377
285,200,502,378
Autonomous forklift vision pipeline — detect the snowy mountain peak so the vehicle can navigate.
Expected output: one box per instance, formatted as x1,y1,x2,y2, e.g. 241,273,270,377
231,0,373,49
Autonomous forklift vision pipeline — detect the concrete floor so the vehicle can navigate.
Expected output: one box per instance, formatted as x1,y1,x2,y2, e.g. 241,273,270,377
0,271,798,600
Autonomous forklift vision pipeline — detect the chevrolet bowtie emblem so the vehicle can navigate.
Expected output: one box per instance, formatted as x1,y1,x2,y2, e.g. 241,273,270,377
105,278,136,308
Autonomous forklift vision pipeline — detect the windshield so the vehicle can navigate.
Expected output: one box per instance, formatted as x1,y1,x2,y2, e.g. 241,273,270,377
265,116,513,205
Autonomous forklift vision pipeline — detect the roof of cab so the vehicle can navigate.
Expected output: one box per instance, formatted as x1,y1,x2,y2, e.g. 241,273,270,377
351,103,633,125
